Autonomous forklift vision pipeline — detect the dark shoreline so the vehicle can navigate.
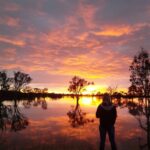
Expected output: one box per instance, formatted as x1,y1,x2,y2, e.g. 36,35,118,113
0,90,150,101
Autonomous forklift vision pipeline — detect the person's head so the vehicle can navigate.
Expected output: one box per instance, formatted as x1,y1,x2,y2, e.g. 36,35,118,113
102,93,111,105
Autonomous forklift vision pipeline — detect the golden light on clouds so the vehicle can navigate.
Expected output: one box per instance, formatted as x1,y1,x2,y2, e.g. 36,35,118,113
83,85,108,94
0,0,149,92
93,26,132,37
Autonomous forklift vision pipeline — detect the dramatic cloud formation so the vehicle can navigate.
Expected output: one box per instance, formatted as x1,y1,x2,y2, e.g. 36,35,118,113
0,0,150,92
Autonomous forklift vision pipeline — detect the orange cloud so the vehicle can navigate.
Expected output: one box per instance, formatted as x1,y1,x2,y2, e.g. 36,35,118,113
93,25,132,36
54,50,131,80
0,35,25,46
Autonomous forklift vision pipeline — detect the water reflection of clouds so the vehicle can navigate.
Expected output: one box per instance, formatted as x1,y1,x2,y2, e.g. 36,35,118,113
0,97,148,150
22,116,99,149
1,114,144,150
21,97,101,120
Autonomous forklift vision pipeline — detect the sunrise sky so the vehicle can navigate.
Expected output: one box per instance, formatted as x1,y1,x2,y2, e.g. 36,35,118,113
0,0,150,93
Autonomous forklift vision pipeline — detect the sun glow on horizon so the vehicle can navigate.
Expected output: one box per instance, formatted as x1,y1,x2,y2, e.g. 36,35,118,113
83,85,108,94
31,83,128,94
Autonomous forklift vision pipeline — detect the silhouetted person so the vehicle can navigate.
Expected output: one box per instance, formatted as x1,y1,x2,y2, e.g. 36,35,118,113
96,94,117,150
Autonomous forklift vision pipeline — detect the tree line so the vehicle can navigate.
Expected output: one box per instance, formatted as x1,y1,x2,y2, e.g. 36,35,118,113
0,71,31,92
129,48,150,97
0,48,150,98
0,71,49,93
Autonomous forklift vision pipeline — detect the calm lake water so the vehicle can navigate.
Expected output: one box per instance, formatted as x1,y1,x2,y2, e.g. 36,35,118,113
0,97,148,150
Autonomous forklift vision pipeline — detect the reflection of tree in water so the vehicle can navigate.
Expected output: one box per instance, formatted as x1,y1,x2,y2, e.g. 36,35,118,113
67,97,94,128
123,98,150,150
0,98,48,132
127,100,143,116
0,100,28,132
11,100,28,131
128,98,150,149
23,97,47,110
0,103,11,131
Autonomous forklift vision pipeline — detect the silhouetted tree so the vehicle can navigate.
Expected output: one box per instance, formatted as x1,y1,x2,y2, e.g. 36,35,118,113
106,86,118,96
128,85,137,96
22,86,33,93
0,71,12,91
33,88,41,93
68,76,93,95
42,88,48,93
129,48,150,97
68,76,93,104
129,49,150,149
14,71,32,91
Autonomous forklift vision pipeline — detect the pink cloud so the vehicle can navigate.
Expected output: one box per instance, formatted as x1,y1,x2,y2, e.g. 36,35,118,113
93,25,132,37
0,35,25,46
0,17,20,27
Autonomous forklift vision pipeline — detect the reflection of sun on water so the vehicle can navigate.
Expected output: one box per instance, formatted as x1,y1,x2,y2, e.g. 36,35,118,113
80,97,92,106
80,97,102,106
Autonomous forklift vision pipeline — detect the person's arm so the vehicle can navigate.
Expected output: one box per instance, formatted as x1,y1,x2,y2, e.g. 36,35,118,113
114,106,117,118
96,105,101,118
113,106,117,124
